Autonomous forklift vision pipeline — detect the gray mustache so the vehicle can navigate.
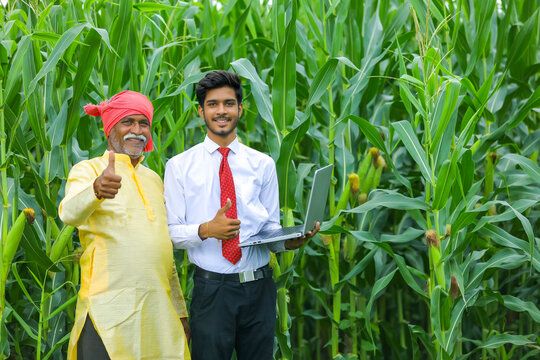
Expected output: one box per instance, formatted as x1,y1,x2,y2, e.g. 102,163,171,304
124,133,147,142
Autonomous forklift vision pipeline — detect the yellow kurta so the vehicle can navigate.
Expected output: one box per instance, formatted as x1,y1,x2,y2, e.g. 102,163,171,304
59,151,190,360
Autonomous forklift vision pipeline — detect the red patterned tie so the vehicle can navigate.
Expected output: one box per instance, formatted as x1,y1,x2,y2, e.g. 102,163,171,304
218,148,242,264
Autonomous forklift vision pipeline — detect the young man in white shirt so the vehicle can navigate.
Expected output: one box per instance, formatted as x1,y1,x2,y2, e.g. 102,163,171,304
164,70,319,359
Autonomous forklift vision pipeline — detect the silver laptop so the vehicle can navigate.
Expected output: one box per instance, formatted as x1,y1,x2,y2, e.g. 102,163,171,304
239,164,333,247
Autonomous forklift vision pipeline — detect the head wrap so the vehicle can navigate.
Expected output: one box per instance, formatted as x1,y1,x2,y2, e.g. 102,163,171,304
84,90,154,152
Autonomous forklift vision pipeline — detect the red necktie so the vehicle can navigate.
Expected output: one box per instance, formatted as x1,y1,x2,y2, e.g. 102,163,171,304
218,148,242,264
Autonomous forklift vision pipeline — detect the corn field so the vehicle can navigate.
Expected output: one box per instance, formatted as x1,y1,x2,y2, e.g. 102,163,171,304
0,0,539,359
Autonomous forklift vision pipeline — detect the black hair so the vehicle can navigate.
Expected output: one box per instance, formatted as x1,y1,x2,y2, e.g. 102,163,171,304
195,70,243,107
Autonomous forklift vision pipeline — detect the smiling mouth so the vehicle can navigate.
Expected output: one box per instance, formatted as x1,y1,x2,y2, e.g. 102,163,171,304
125,138,145,147
214,117,230,123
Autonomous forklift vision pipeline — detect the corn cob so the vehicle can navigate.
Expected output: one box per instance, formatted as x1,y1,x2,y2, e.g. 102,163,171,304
356,150,373,179
335,178,352,217
49,225,75,264
426,230,445,291
2,208,34,276
360,164,376,194
349,173,360,196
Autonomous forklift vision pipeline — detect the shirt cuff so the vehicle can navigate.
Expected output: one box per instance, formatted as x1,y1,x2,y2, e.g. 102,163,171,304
170,224,203,249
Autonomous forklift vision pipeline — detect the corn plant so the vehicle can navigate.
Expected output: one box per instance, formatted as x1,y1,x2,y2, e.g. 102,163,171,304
0,0,538,359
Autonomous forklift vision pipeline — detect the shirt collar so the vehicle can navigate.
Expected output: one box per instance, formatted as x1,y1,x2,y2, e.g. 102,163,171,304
203,136,240,155
103,150,144,168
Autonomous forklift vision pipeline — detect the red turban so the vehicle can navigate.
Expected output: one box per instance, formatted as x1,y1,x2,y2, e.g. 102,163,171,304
84,90,154,152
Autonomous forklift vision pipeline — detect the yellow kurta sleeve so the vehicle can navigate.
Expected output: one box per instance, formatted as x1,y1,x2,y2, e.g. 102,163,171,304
59,161,104,227
171,262,188,318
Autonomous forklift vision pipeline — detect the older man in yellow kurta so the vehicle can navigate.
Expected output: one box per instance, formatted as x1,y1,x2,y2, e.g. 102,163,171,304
59,91,190,360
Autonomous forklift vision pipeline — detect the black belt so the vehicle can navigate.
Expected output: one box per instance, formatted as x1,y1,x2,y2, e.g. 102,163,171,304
195,265,273,283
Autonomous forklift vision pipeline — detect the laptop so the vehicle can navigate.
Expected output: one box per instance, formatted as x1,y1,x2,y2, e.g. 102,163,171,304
239,164,333,247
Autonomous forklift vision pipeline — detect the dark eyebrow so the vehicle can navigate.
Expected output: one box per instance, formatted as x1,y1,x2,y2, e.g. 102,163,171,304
205,98,237,103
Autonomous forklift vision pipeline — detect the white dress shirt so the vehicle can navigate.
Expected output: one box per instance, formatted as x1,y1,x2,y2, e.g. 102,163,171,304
164,136,285,273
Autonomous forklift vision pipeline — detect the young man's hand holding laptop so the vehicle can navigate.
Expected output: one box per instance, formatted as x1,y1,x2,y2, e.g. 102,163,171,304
239,164,333,249
284,221,321,250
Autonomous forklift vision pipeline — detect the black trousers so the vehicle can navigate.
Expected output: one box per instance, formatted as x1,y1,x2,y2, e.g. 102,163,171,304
190,274,277,360
77,315,111,360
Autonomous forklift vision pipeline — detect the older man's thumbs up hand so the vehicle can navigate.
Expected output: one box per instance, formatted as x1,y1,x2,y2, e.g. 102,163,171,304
93,151,122,199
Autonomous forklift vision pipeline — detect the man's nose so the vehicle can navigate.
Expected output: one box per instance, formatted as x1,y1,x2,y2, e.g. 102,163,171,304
216,103,226,114
131,121,142,133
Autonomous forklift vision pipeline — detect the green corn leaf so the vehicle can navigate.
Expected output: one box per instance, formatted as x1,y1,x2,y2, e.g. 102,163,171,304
338,50,386,119
48,102,68,148
276,119,310,211
522,130,540,156
31,32,61,43
4,35,31,101
22,40,49,151
169,39,210,81
445,290,481,353
477,67,496,106
141,42,182,95
475,334,537,349
42,333,71,360
298,0,323,47
365,268,397,345
502,153,540,181
466,249,526,292
330,0,351,57
272,12,296,131
4,302,38,340
479,225,540,272
132,3,184,12
398,75,427,119
431,79,461,152
472,86,540,160
341,115,386,153
393,253,428,299
464,0,496,75
335,248,377,290
433,159,457,211
107,0,133,94
305,58,339,109
347,190,429,213
380,228,425,244
21,225,58,274
507,9,539,67
392,120,434,184
231,58,278,137
3,106,29,157
44,293,78,322
458,150,474,196
27,23,88,96
271,0,287,49
63,28,102,145
430,286,445,349
409,0,444,25
396,38,414,120
501,295,540,323
28,169,57,218
472,200,536,259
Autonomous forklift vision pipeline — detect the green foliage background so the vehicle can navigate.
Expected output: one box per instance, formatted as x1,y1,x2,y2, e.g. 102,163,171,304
0,0,539,359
